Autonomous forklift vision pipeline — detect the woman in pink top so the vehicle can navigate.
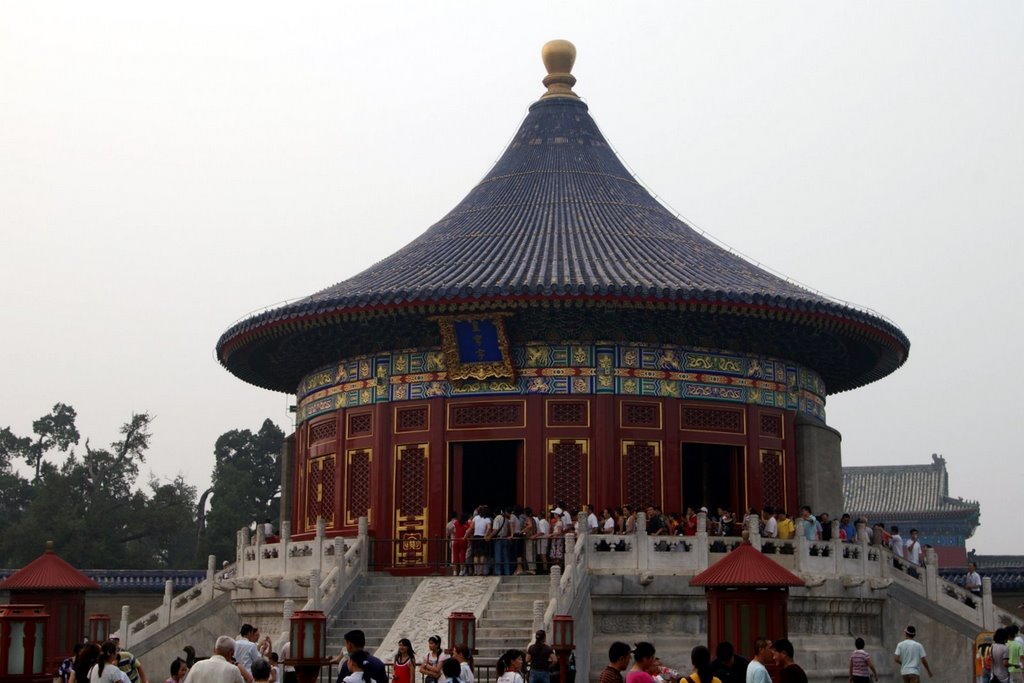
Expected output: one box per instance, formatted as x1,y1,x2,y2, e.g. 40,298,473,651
626,642,657,683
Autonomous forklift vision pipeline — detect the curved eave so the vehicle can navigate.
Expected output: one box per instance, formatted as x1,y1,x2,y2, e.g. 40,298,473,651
217,291,909,394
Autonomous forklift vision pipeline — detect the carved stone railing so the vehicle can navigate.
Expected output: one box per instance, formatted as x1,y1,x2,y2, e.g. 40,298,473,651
580,511,1001,631
114,516,370,649
113,555,224,647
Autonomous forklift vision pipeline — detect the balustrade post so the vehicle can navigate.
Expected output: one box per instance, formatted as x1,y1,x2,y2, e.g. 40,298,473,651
256,523,265,575
280,599,296,649
695,511,709,572
162,579,174,627
205,555,216,602
831,520,842,561
549,565,561,602
793,521,806,572
315,517,326,573
358,516,370,573
532,600,545,632
564,531,576,577
924,547,939,601
309,569,322,611
119,605,130,649
750,515,763,552
281,520,292,576
982,576,995,629
859,535,869,577
335,537,347,588
236,528,245,571
636,511,650,570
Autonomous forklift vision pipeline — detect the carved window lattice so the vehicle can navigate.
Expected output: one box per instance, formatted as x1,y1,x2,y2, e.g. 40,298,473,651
760,413,783,437
761,450,783,510
308,420,337,444
622,403,659,428
306,454,336,529
348,412,372,437
681,407,744,433
624,442,656,508
399,446,426,516
347,450,371,523
396,407,428,432
551,441,583,514
548,401,586,426
450,403,522,428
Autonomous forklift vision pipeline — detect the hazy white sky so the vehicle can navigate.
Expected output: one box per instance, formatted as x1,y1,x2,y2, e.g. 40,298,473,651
2,3,1021,554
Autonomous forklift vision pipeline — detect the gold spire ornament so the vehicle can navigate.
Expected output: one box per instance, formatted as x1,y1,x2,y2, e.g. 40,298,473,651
541,39,578,99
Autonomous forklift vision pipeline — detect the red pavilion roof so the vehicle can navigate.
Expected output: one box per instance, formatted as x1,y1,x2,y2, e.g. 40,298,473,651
689,543,805,587
0,543,100,591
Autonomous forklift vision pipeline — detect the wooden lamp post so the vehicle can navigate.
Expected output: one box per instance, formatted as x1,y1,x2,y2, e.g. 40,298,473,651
89,614,111,643
447,611,477,654
0,604,50,683
551,615,575,683
288,610,331,683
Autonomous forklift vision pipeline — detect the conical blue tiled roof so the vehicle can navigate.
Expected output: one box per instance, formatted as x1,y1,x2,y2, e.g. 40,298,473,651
217,44,909,394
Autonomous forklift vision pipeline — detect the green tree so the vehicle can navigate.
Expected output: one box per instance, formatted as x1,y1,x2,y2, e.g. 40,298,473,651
199,419,284,563
0,410,199,569
0,403,80,481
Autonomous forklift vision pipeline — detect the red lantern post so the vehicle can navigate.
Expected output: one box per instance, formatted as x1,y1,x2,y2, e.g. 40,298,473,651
88,614,111,643
0,605,50,683
288,610,331,683
447,612,477,654
551,615,575,683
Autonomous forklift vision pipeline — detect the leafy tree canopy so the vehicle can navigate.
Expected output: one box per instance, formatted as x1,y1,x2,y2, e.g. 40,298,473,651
199,419,284,563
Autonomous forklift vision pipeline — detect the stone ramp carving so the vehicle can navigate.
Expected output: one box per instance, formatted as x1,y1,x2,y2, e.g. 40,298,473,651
374,577,501,660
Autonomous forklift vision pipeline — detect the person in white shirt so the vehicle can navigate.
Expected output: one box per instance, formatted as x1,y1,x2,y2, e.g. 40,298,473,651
762,507,778,539
471,507,492,576
905,529,923,565
234,624,262,675
187,636,245,683
889,526,905,558
965,562,982,595
586,504,599,534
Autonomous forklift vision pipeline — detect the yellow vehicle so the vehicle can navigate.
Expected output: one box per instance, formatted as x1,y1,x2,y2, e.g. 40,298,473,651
975,631,994,682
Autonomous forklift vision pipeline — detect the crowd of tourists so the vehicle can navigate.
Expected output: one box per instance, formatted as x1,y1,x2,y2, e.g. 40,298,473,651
59,613,1024,682
443,501,934,576
58,624,292,683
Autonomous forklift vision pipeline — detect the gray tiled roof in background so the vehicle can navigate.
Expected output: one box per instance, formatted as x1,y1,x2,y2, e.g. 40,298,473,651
843,453,980,515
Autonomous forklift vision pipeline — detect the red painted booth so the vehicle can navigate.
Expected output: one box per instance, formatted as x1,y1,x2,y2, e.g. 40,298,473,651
689,543,804,659
0,542,100,674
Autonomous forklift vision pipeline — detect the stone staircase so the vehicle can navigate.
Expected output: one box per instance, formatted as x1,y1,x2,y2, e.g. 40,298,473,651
473,575,550,666
327,574,423,658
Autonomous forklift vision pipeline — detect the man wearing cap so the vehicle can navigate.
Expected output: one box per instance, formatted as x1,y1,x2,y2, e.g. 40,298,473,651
894,625,933,681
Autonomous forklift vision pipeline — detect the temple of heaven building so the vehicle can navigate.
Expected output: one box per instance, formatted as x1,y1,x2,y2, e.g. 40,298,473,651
216,40,909,568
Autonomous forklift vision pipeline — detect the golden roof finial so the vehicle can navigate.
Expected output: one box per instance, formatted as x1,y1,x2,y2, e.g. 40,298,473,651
541,39,578,99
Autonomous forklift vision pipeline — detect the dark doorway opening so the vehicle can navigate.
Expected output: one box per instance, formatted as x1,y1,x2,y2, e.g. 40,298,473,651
681,443,742,513
450,441,519,516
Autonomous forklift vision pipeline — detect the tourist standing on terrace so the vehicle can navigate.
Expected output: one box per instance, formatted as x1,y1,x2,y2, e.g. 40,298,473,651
905,530,923,566
966,562,983,596
799,506,822,541
890,526,905,558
